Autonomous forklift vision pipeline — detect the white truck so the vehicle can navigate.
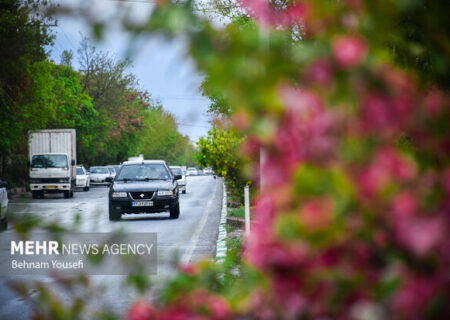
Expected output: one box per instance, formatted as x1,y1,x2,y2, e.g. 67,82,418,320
28,129,77,199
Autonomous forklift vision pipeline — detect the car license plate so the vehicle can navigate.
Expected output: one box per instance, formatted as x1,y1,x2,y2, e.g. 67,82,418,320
132,201,153,207
45,185,57,189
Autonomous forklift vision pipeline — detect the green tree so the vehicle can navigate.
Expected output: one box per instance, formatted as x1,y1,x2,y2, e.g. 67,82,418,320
139,105,197,166
0,0,53,184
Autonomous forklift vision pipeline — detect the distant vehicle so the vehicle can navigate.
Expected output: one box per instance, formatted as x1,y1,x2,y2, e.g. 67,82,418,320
128,155,144,162
29,129,76,199
170,166,186,194
203,167,213,175
76,166,90,191
107,160,182,221
0,178,8,231
186,167,197,176
107,167,116,179
89,166,111,185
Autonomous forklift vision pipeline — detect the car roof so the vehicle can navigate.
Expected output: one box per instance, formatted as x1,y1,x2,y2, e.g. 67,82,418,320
169,166,181,168
122,160,166,165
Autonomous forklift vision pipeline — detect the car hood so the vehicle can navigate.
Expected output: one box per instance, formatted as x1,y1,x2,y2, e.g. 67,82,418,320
113,180,173,192
90,173,109,177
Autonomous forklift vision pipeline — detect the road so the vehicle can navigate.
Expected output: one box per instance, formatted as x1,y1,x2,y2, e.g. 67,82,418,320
0,175,223,319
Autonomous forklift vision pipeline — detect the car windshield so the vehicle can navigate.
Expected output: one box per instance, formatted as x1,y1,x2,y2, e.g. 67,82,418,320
90,167,109,174
170,167,183,175
76,168,84,175
31,154,68,168
117,164,170,181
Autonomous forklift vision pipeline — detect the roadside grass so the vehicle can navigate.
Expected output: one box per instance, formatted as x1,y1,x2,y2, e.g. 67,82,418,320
228,206,245,218
228,206,254,219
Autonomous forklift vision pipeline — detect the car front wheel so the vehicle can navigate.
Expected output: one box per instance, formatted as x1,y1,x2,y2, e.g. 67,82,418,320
169,201,180,219
109,202,121,221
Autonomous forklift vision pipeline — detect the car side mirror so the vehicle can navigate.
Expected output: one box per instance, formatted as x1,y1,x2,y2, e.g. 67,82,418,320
174,174,182,180
71,160,75,166
105,177,113,183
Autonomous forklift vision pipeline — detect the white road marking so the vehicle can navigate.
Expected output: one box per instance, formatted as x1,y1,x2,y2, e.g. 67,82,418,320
181,179,218,264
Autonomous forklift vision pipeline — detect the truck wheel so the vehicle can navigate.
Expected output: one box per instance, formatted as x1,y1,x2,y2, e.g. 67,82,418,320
32,191,39,199
69,190,74,198
0,218,7,231
109,202,121,221
64,191,70,198
83,186,89,192
169,201,180,219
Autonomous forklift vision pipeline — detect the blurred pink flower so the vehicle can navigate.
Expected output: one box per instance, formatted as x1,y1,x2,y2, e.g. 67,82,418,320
304,58,334,87
392,192,416,219
392,276,438,319
332,35,368,69
299,198,334,230
358,148,416,198
276,87,336,163
396,217,442,257
127,300,154,320
239,0,310,27
424,87,443,116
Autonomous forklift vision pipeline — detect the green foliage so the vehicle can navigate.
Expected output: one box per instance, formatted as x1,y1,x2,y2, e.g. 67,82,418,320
139,105,197,166
0,0,53,185
196,126,246,194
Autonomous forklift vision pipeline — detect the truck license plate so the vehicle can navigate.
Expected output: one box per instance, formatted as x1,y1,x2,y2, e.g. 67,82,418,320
45,185,57,189
132,201,153,207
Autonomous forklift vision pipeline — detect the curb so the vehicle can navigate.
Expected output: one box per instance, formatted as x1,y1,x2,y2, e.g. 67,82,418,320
215,182,227,263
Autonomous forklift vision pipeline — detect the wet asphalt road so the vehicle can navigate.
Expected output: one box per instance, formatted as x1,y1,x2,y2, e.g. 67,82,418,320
0,175,223,319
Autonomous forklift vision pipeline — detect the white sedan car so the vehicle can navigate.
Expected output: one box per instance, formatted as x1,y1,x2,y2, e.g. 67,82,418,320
170,166,187,194
186,167,197,176
0,179,8,231
89,166,111,185
76,166,90,191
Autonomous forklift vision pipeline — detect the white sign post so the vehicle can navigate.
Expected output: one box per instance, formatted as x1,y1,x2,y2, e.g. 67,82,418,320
244,185,250,235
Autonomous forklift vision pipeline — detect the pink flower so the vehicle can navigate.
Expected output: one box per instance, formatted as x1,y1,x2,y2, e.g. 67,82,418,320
392,192,416,219
424,87,443,116
239,0,310,27
304,58,334,87
299,198,334,230
361,93,395,131
127,300,154,320
208,296,230,319
396,218,442,257
392,276,438,319
358,148,416,198
332,35,368,69
276,86,336,163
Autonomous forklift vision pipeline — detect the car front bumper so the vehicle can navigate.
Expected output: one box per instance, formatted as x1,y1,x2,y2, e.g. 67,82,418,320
110,197,177,214
30,183,70,191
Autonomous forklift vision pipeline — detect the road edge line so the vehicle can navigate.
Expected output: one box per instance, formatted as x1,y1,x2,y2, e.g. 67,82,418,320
181,179,218,264
215,182,227,263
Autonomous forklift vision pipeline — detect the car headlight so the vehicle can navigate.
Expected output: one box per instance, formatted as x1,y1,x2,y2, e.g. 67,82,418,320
157,190,173,196
112,192,127,198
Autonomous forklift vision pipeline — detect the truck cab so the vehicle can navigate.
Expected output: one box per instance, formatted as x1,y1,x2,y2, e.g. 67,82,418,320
29,129,76,199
